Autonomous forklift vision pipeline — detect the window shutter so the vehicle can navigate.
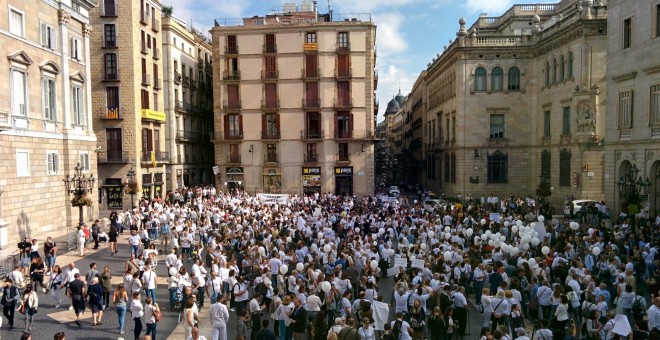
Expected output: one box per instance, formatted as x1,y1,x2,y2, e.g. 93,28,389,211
630,90,634,128
78,88,85,125
223,115,229,138
50,81,56,120
50,26,57,49
261,114,266,135
54,153,59,172
41,23,47,46
349,113,354,135
239,115,243,136
334,113,338,138
276,113,281,135
43,79,50,119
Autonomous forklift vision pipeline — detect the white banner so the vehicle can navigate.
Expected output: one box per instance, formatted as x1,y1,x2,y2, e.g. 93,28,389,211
258,193,289,205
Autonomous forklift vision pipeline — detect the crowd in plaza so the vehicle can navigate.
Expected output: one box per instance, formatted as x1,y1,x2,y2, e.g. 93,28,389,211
1,184,660,340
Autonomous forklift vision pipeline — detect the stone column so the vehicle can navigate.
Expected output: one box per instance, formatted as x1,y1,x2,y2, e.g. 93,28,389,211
83,24,93,134
59,9,72,130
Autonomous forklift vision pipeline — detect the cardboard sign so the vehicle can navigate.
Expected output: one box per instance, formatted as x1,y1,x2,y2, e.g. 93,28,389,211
489,213,501,223
387,267,401,277
411,259,425,269
394,258,408,268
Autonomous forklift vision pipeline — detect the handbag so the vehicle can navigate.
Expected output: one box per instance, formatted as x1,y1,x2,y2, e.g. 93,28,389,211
154,304,162,322
19,302,25,315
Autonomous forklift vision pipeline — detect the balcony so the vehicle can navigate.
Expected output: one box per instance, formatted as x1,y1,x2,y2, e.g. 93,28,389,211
261,99,280,111
263,44,277,54
226,154,241,164
374,70,378,90
190,79,197,90
223,71,241,81
303,152,318,163
264,154,279,164
261,70,279,80
151,17,160,32
99,107,123,120
141,73,151,86
223,130,243,140
141,151,169,163
0,111,11,131
302,68,320,79
335,153,351,164
102,72,120,82
335,68,352,79
153,76,161,89
173,72,182,85
261,130,280,140
182,75,190,87
140,11,148,25
334,130,353,139
301,129,324,140
205,60,212,71
153,47,160,60
333,97,353,109
222,100,242,111
224,45,239,55
98,151,131,164
374,99,379,114
302,98,320,110
336,43,350,53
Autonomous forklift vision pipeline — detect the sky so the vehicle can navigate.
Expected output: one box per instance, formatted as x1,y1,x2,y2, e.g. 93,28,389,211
161,0,552,121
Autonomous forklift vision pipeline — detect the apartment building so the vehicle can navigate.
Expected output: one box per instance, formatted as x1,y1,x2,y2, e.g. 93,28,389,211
605,0,660,217
388,0,608,208
0,0,98,245
91,0,166,211
161,16,214,191
210,2,377,196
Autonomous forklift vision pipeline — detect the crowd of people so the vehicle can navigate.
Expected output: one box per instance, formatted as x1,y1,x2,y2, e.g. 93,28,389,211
2,184,660,340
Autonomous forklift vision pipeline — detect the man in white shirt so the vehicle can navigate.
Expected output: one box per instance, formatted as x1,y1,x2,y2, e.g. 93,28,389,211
63,262,80,310
269,254,282,285
390,312,413,340
648,296,660,334
452,286,468,336
233,277,250,314
209,295,229,340
249,293,266,340
128,230,141,258
143,264,157,303
532,320,553,340
206,271,223,306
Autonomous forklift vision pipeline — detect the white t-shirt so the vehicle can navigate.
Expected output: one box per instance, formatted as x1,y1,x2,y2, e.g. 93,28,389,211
143,270,157,289
128,234,141,246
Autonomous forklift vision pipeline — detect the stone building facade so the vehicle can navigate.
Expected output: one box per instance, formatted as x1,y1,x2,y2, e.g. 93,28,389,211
90,0,166,212
391,0,609,208
0,0,98,246
211,4,377,196
161,16,214,191
605,0,660,217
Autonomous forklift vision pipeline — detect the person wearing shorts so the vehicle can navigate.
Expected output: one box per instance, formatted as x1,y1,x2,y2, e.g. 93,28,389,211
67,273,86,327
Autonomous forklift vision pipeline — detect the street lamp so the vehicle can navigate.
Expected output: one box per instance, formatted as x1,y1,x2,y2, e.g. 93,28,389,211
63,162,96,225
125,167,138,209
616,163,651,200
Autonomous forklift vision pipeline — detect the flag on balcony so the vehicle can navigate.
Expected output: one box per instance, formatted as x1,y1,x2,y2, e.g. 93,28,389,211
151,151,156,167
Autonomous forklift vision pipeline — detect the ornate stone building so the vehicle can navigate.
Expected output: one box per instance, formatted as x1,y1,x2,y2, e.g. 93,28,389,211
402,0,608,208
0,0,99,245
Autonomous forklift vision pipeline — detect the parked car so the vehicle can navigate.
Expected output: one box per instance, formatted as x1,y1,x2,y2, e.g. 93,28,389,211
389,186,400,197
564,199,598,217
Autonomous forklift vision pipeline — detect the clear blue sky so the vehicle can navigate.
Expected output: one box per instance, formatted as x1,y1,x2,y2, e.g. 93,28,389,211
162,0,552,121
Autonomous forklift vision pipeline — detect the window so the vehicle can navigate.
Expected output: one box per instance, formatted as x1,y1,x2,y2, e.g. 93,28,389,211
305,112,321,138
450,152,457,183
46,151,60,175
227,35,238,54
104,53,118,80
40,22,57,49
491,67,503,92
79,152,90,171
623,18,632,49
306,32,317,43
559,55,565,82
266,144,277,162
106,128,123,161
543,110,551,137
265,33,276,53
338,32,349,48
11,69,27,116
338,143,349,160
42,78,57,121
153,93,158,111
335,112,353,138
142,128,153,153
487,151,508,183
9,8,24,37
651,84,660,125
474,67,486,91
618,90,633,128
508,67,520,91
552,58,558,84
101,0,116,16
656,5,660,37
567,52,573,79
16,150,30,177
545,61,550,86
490,114,504,139
562,106,571,134
559,149,571,187
263,113,279,138
72,86,85,126
226,114,241,138
104,24,116,47
106,86,119,109
68,37,81,61
444,153,450,182
541,149,551,180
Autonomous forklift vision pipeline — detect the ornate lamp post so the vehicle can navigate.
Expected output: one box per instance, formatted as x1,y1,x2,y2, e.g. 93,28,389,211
63,163,96,225
125,167,138,209
616,163,652,232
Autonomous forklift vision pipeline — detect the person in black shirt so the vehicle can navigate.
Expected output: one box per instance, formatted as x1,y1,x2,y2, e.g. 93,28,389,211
67,273,86,327
43,237,57,275
1,278,20,329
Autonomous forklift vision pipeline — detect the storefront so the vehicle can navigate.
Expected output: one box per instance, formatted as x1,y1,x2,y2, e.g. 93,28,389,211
142,174,153,200
302,167,321,195
226,167,244,192
334,166,353,196
154,172,164,199
263,168,282,193
104,178,124,210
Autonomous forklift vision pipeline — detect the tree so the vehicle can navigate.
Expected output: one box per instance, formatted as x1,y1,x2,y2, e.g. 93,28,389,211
162,5,173,18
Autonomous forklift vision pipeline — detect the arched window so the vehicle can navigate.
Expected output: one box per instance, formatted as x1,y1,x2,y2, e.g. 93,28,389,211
560,149,572,187
545,61,550,86
552,58,558,84
559,55,565,82
508,67,520,91
567,51,573,79
491,67,503,92
475,67,487,91
487,151,508,183
450,152,457,183
541,149,551,180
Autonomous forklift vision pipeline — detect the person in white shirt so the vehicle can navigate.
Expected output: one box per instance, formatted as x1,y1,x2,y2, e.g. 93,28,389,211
206,271,223,306
531,320,553,340
191,260,208,308
130,292,144,340
77,225,86,257
128,230,141,258
143,264,157,303
648,296,660,334
390,312,413,340
209,295,229,340
513,327,530,340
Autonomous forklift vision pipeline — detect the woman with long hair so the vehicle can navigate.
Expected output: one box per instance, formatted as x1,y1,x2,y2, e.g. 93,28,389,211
22,286,38,332
109,225,119,255
553,294,570,340
100,266,113,310
48,264,65,307
144,296,160,340
113,283,129,335
29,257,47,292
130,292,144,339
312,310,327,340
427,306,447,340
409,299,426,340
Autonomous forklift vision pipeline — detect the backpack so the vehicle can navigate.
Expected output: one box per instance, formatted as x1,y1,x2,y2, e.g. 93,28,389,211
255,282,268,296
392,320,403,340
582,303,594,318
632,296,644,315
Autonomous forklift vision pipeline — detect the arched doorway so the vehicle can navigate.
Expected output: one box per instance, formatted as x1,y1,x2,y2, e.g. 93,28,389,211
652,161,660,218
617,160,632,210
